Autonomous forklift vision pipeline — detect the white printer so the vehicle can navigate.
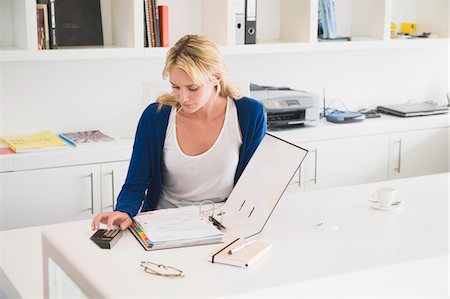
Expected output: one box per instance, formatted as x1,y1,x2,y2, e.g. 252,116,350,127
250,83,320,128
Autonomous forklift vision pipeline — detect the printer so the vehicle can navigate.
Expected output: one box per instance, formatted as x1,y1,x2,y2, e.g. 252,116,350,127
250,83,320,128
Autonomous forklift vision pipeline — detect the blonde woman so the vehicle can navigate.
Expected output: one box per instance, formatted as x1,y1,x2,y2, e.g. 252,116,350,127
92,35,266,231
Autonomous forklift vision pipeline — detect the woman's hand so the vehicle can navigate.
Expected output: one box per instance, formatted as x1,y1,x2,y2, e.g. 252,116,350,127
91,211,132,231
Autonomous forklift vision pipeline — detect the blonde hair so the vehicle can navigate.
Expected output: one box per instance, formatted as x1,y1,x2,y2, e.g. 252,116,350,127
156,35,240,108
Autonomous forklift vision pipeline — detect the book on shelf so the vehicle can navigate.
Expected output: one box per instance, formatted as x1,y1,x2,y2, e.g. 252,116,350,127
36,4,48,50
208,238,272,268
158,5,169,47
145,0,156,47
58,130,115,147
152,0,161,47
2,131,68,153
53,0,103,46
37,0,57,49
130,206,224,251
143,0,151,47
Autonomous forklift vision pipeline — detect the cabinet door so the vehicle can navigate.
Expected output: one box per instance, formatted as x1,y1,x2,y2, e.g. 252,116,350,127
303,135,390,191
389,128,449,179
0,165,101,230
100,161,129,212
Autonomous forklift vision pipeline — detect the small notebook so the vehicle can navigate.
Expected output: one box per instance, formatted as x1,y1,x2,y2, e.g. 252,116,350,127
208,238,272,268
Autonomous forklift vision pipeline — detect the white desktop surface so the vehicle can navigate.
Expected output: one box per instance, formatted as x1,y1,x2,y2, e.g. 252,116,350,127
1,173,448,298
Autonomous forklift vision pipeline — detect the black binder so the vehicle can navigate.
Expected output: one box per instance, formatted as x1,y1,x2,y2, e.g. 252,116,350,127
245,0,257,44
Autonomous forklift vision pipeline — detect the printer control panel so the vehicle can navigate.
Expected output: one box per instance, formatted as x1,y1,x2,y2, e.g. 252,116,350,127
262,97,315,110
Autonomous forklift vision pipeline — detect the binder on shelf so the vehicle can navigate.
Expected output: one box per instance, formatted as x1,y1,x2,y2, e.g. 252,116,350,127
244,0,257,44
235,0,245,45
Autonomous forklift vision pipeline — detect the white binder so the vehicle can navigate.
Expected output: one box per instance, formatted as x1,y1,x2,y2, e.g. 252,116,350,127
221,133,308,238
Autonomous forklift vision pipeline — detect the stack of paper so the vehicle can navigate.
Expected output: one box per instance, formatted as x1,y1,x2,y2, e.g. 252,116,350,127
130,206,224,251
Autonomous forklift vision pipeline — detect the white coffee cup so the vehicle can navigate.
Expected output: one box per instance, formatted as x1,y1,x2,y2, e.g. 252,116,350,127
373,187,396,208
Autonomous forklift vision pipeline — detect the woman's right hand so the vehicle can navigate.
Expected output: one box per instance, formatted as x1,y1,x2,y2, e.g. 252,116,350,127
91,211,132,231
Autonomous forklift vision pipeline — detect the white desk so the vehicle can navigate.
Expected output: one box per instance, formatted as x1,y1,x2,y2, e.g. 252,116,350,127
1,173,448,298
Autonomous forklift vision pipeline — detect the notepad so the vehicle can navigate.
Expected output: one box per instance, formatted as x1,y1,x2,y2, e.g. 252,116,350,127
208,238,272,268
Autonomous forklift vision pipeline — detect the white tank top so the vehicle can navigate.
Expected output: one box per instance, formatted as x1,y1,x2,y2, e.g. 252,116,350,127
158,98,243,209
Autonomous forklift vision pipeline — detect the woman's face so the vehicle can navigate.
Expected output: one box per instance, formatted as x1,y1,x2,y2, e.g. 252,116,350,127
169,67,216,114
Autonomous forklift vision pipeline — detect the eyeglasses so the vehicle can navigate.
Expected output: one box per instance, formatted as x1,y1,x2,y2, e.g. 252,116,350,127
140,261,184,278
199,200,226,231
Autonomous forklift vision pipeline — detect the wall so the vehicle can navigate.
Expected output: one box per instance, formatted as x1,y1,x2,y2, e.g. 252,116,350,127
0,43,448,137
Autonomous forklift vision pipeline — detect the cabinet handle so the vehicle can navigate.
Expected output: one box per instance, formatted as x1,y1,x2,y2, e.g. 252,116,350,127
89,172,94,215
298,167,302,187
313,149,318,184
110,170,115,210
395,140,402,173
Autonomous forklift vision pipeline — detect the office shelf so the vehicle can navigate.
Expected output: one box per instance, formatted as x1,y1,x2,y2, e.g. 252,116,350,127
0,0,448,62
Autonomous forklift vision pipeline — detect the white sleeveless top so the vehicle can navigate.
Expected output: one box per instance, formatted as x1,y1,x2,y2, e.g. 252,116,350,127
158,98,243,209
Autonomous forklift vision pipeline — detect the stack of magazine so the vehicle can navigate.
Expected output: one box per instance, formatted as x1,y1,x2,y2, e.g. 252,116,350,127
130,206,224,251
58,130,115,147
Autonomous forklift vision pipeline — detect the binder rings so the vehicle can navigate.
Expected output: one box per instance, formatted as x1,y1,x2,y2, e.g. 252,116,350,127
245,0,257,44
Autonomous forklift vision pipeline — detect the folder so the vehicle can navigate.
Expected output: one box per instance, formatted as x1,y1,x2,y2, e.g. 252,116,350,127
244,0,257,44
235,0,245,45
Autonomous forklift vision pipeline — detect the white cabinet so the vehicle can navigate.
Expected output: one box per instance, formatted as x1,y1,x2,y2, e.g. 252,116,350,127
0,160,129,230
301,134,390,191
284,124,449,194
388,128,449,180
0,0,447,61
99,161,129,213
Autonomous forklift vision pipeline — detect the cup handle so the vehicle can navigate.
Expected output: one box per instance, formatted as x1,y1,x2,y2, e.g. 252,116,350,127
372,193,378,201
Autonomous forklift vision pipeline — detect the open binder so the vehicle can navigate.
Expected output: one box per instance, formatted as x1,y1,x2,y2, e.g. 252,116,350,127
130,134,308,251
220,133,308,238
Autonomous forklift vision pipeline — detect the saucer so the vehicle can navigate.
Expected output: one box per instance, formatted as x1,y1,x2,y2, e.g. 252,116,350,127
369,200,402,211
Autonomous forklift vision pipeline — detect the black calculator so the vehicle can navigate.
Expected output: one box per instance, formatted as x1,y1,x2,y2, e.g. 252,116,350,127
90,229,122,249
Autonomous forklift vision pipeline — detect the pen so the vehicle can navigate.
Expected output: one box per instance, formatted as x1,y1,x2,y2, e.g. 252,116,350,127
209,216,226,231
228,240,256,255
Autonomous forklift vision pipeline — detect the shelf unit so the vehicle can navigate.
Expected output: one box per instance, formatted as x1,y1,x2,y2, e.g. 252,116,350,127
0,0,448,61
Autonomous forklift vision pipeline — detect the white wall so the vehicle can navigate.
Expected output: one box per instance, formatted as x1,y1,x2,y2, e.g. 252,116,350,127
0,43,448,137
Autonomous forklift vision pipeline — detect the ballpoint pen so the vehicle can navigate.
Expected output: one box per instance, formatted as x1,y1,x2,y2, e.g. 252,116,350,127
228,240,256,255
209,216,226,231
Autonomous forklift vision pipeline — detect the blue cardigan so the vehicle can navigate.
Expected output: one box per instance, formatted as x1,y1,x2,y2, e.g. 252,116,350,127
115,97,267,217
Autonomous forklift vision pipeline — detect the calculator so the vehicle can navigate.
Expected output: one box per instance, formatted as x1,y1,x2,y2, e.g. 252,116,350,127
90,229,122,249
